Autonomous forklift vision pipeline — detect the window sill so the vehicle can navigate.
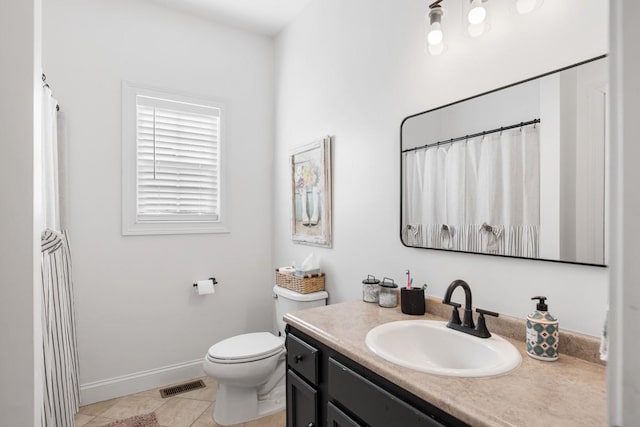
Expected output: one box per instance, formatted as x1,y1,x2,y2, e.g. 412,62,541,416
122,221,230,236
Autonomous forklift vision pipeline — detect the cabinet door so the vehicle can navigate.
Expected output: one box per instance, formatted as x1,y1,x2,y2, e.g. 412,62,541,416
328,358,446,427
287,369,318,427
327,402,362,427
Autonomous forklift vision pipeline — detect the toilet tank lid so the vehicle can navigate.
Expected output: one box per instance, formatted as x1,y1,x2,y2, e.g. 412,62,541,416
273,285,328,302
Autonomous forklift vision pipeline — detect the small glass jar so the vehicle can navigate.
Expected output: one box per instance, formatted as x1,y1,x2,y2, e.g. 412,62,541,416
378,277,398,308
362,274,380,303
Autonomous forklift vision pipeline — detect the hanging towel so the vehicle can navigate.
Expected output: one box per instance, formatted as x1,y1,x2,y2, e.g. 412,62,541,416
41,229,80,427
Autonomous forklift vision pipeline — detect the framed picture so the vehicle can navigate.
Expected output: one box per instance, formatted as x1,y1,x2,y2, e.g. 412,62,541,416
291,136,332,247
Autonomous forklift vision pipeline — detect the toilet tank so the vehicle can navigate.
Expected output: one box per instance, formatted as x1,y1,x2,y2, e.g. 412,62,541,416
273,285,328,337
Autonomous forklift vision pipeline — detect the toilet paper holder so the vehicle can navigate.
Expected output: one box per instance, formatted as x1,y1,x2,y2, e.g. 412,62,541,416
193,277,218,288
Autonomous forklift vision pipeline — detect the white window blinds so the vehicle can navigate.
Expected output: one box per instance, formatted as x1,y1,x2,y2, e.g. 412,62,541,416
135,95,221,223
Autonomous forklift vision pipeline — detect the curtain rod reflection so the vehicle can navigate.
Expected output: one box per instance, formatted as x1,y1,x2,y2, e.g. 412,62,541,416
402,118,541,154
42,73,60,112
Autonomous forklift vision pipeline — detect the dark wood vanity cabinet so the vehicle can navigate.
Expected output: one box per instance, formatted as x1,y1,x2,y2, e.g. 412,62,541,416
287,369,318,427
285,325,469,427
327,402,360,427
286,333,320,426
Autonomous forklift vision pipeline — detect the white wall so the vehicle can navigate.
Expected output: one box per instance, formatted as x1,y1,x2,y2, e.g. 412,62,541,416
402,80,540,149
538,75,561,260
609,2,640,424
43,0,275,403
0,0,42,424
274,0,608,336
573,61,607,265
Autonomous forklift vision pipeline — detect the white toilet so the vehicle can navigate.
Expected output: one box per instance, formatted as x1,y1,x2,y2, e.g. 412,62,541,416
203,285,328,426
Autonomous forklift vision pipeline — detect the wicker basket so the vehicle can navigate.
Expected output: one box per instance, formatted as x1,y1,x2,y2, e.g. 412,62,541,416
275,269,325,294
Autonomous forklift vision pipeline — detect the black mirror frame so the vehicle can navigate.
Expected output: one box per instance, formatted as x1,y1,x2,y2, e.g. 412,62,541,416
399,54,608,268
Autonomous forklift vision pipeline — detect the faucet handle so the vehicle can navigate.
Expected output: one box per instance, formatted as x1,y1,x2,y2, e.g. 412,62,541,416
443,301,461,308
444,301,462,326
474,308,498,338
476,308,499,318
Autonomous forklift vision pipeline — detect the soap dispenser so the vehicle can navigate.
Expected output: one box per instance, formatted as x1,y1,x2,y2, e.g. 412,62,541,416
526,296,559,361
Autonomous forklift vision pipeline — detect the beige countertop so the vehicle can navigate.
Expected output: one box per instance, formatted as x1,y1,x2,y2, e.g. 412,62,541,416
284,300,606,427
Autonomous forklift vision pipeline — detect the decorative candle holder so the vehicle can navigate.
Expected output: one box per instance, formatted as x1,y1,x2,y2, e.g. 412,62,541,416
362,274,380,303
378,278,398,308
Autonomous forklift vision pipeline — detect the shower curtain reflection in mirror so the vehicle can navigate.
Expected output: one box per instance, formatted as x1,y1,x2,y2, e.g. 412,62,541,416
401,56,607,266
403,125,540,258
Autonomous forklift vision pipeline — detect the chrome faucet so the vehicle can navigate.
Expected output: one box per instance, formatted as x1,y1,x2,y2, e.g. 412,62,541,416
442,279,498,338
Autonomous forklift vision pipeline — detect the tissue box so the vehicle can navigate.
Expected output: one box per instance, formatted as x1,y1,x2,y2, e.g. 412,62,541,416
294,268,320,277
275,269,325,294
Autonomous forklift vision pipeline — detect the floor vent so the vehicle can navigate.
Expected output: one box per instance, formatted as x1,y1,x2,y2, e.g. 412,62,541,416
159,380,206,398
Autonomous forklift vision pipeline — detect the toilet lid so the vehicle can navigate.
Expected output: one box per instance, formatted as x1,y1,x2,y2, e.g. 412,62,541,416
207,332,284,362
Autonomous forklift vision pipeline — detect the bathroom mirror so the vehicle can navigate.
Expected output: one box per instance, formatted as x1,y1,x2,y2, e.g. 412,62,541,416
401,55,608,266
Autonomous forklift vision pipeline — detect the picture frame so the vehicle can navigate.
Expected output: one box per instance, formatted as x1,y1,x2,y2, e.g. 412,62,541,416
290,136,332,247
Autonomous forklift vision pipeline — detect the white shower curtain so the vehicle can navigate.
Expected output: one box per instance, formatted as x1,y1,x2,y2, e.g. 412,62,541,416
421,147,446,248
443,143,466,250
470,126,540,256
403,150,424,245
42,87,60,231
404,124,540,257
41,85,80,427
499,127,539,257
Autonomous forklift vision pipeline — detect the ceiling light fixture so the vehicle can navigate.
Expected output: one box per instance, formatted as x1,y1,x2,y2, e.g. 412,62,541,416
426,3,446,56
425,0,541,56
466,0,490,38
467,0,487,25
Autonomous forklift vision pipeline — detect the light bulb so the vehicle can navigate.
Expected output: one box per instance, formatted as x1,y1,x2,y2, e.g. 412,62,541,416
468,6,486,24
426,6,445,55
468,0,486,24
516,0,537,14
427,23,443,45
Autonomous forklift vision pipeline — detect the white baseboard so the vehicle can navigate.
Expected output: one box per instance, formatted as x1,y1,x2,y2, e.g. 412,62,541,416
80,359,206,406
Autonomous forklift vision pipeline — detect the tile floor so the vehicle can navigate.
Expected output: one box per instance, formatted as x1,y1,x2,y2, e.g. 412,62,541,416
74,376,285,427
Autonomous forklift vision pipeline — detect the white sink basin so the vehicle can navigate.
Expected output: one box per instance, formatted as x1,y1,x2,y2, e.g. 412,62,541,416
365,320,521,378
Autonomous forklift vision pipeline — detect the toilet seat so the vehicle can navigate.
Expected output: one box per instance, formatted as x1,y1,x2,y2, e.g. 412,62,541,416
207,332,284,364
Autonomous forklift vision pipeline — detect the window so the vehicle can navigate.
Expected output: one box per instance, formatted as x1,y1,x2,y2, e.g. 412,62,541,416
122,82,228,235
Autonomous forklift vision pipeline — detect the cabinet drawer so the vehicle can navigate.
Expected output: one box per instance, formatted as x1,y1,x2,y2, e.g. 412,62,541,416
327,402,362,427
328,358,446,427
286,334,319,385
